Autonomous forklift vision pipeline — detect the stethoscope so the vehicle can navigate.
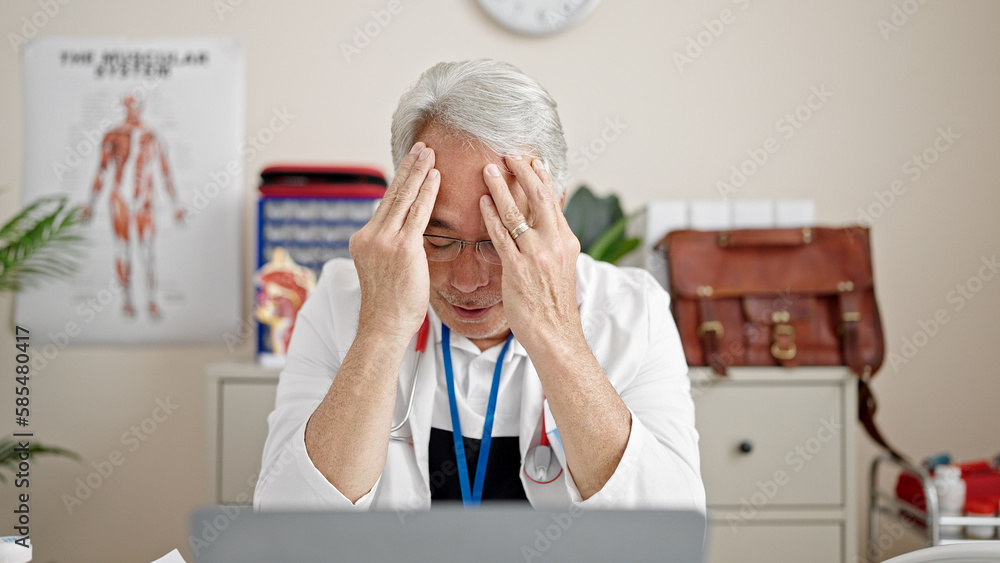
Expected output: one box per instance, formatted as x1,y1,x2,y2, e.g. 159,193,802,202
523,401,563,484
389,316,430,442
388,315,563,484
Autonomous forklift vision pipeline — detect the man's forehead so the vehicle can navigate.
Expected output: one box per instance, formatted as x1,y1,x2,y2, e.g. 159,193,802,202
419,124,519,234
428,183,489,236
418,123,511,167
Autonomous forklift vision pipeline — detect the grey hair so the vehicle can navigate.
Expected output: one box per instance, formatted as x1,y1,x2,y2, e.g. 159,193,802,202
390,59,568,196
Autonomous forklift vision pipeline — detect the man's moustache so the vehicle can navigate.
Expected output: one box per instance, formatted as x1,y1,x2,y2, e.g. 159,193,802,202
439,293,502,309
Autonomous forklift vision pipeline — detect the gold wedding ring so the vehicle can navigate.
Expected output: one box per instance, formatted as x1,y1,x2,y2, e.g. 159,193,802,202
510,221,531,240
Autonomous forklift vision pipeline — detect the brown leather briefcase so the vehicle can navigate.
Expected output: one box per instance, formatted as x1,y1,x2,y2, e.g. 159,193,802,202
657,226,903,458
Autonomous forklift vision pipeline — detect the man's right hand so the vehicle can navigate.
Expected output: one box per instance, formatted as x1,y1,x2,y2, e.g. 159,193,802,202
349,141,440,346
306,142,439,503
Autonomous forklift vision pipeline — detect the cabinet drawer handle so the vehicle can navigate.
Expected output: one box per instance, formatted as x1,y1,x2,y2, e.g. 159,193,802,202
738,441,754,454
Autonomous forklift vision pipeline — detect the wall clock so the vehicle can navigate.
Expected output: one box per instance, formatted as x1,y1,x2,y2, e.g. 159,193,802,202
477,0,601,36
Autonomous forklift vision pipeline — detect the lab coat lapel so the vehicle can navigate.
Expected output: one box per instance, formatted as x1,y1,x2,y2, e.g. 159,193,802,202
518,359,544,465
408,316,438,494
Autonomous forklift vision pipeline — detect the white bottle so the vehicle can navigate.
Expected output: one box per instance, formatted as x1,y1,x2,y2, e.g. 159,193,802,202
933,464,966,539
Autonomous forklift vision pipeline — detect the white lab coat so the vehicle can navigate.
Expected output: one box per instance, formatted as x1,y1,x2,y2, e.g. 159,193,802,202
254,254,706,512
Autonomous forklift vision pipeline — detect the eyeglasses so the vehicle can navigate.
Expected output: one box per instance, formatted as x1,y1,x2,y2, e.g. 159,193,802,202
422,234,501,265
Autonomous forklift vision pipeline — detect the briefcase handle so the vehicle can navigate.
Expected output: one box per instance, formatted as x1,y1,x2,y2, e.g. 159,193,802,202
718,227,813,248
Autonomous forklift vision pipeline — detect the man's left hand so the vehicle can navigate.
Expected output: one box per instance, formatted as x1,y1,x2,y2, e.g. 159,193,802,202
479,156,582,353
482,156,633,501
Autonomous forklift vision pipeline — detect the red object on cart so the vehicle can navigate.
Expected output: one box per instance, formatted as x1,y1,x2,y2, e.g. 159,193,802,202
896,460,1000,513
965,497,999,516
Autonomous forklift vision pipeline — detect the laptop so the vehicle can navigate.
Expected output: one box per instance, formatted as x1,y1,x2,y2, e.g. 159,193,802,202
189,505,706,563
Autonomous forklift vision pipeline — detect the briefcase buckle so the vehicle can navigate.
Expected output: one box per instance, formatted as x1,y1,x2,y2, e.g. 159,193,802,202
771,324,797,361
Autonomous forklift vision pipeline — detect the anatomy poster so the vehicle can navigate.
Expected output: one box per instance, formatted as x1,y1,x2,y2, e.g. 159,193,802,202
17,37,244,344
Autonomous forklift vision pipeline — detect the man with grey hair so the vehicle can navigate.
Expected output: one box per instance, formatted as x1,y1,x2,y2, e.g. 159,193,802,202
255,59,705,512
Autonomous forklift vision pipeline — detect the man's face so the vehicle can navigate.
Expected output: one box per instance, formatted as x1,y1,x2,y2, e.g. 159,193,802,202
418,124,526,350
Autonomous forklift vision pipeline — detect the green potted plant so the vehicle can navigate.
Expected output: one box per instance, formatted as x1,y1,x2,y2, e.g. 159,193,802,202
563,185,641,264
1,194,86,480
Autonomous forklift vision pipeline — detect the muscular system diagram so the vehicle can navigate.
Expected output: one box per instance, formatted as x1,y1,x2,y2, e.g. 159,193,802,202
82,95,185,320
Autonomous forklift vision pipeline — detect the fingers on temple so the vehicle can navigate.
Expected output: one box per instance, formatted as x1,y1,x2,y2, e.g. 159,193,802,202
402,168,440,234
530,159,557,204
483,162,528,233
529,158,570,235
508,174,533,227
480,194,518,257
384,146,435,228
507,156,556,228
374,142,426,223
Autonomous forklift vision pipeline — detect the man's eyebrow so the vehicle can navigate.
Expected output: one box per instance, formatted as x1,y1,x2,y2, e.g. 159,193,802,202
427,218,454,230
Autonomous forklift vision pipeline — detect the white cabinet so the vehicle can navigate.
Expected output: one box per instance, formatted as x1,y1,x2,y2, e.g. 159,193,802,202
709,523,843,563
206,362,279,504
692,367,857,563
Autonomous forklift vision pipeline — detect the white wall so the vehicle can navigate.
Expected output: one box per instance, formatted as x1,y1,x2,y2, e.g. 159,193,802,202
1,1,998,561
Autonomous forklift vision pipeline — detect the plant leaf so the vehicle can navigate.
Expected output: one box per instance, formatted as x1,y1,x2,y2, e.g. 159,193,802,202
586,213,628,261
0,195,88,291
563,186,625,253
0,437,80,485
585,211,642,264
603,237,641,265
0,195,72,245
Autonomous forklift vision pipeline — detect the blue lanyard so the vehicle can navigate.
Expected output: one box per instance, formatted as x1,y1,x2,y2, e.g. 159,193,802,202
441,324,513,508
